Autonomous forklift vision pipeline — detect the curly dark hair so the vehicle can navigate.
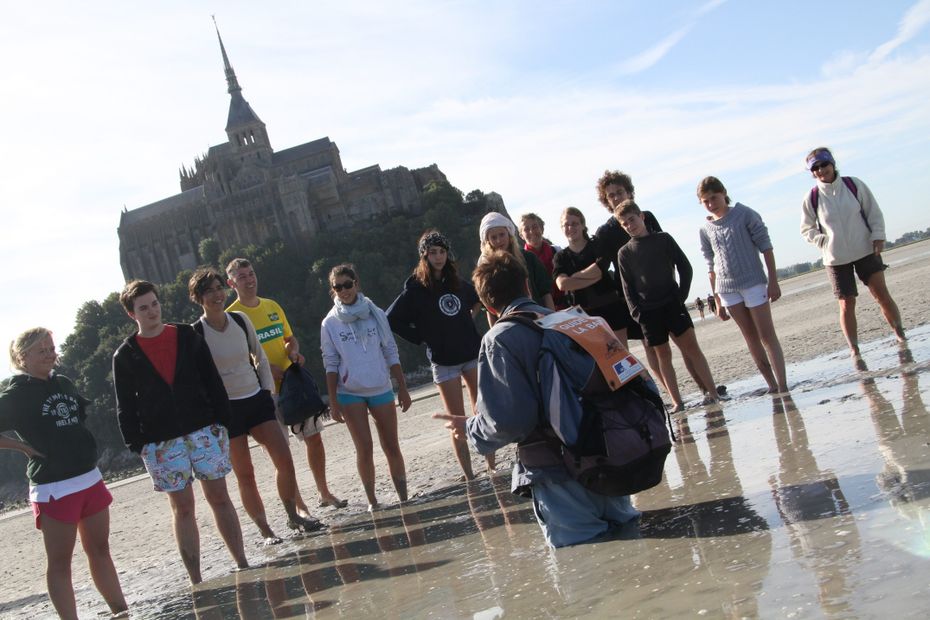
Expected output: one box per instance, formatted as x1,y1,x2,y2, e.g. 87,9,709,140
596,170,635,207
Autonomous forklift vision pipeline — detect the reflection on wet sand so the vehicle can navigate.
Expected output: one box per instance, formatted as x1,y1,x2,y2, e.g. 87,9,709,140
641,410,772,618
119,331,930,618
769,395,863,616
860,348,930,556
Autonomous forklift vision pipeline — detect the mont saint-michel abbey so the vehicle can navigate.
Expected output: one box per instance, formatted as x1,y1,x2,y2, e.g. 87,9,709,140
117,29,448,283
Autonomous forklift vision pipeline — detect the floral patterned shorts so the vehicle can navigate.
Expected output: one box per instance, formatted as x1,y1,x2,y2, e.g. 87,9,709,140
140,424,231,492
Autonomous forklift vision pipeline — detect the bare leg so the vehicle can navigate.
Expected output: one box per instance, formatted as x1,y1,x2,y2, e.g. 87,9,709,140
461,366,495,471
642,343,663,385
200,477,249,570
865,270,906,341
670,328,718,404
341,402,378,505
747,302,789,392
269,409,310,516
77,507,128,615
369,401,408,502
681,351,712,395
613,327,629,350
726,302,778,391
303,432,343,506
229,434,276,539
166,485,202,584
437,376,475,480
250,419,319,519
40,514,80,619
653,342,683,410
838,295,859,356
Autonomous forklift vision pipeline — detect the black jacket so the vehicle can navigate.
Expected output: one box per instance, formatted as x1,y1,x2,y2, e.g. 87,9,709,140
386,276,482,366
112,324,231,453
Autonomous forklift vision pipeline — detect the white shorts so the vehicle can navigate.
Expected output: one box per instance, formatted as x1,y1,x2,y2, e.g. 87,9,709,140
718,283,769,309
272,395,326,438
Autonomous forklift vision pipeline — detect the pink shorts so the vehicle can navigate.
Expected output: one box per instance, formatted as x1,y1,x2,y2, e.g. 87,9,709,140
31,479,112,530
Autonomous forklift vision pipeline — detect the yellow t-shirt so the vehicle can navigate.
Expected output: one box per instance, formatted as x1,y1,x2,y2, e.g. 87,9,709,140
226,297,293,379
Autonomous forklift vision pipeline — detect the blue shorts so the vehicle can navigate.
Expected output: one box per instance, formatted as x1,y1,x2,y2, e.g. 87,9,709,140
431,358,478,384
531,477,641,548
336,390,395,407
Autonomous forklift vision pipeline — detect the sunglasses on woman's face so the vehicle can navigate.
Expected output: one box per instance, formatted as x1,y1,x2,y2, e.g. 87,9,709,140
332,280,355,292
810,161,832,172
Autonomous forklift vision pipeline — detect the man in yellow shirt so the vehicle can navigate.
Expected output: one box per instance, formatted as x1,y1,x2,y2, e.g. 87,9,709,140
226,258,346,509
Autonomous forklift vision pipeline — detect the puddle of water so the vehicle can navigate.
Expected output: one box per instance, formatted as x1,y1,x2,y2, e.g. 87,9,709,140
122,328,930,619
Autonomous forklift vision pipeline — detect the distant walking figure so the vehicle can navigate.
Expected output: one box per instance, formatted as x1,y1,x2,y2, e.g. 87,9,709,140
800,147,905,361
695,297,705,320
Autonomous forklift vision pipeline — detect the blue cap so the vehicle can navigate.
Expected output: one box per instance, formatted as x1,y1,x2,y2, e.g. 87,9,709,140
806,149,835,171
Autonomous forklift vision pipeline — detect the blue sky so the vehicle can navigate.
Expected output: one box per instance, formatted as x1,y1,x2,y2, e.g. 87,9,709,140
2,1,929,374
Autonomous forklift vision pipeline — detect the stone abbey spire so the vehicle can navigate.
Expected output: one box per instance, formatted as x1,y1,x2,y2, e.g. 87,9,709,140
213,17,271,159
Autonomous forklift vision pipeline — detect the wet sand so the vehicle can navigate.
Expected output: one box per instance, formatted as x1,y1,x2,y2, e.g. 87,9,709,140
2,240,929,618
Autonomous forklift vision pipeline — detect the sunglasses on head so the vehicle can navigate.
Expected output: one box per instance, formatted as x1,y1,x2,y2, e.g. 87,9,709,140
332,280,355,292
810,161,832,172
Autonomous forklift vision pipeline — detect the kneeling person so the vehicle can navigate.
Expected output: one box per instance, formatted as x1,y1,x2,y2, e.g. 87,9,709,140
113,280,248,584
436,251,640,547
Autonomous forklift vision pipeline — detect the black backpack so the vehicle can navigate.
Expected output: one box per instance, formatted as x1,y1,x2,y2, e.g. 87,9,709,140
277,362,328,432
500,308,673,497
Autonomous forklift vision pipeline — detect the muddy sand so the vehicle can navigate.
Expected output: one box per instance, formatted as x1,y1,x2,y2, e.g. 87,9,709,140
2,240,929,618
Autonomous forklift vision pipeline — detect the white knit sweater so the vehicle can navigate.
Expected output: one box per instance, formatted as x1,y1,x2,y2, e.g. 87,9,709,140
800,176,885,266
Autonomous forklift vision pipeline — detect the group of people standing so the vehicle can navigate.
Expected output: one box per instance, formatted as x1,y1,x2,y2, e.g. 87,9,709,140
0,146,908,616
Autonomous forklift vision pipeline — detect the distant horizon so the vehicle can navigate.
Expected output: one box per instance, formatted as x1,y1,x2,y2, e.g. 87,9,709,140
3,1,930,377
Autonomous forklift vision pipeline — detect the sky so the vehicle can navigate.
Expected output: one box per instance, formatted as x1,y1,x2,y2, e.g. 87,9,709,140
2,0,930,375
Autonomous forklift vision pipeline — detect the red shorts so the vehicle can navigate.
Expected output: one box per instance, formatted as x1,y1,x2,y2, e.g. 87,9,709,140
31,479,113,530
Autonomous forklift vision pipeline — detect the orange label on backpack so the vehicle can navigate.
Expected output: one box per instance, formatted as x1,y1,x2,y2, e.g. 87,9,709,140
536,307,644,390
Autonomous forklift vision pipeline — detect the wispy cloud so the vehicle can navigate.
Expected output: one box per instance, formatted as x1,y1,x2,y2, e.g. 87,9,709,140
696,0,729,17
614,0,727,75
616,26,692,75
869,0,930,64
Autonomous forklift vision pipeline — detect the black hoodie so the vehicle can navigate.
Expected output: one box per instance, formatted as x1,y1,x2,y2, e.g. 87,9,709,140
112,324,231,453
0,373,98,485
386,276,481,366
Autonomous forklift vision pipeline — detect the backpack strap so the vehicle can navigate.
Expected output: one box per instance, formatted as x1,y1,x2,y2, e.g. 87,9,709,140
842,177,871,233
228,312,253,357
193,314,261,379
809,176,870,235
809,187,821,234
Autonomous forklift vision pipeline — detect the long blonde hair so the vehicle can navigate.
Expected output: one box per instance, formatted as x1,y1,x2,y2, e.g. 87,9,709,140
9,327,53,373
480,233,527,269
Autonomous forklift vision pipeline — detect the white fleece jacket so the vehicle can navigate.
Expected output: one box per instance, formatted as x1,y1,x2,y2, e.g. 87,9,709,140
320,306,400,397
800,175,885,266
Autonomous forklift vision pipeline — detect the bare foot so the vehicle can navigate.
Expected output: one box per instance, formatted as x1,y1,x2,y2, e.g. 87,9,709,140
319,496,348,509
669,403,685,414
894,325,907,342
